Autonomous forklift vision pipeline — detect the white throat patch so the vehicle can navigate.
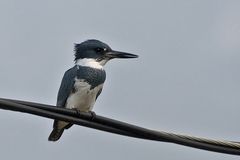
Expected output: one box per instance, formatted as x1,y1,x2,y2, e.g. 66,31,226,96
76,58,103,69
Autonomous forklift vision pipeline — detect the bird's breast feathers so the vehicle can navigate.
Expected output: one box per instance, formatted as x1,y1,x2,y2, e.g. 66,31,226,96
65,78,103,112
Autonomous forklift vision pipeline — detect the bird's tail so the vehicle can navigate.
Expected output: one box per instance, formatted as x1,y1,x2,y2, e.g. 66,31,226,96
48,128,64,142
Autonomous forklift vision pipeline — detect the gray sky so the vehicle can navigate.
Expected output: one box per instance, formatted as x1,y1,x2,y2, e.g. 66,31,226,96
0,0,240,159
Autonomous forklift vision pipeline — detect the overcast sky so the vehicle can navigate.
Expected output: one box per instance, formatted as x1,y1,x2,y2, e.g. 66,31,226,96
0,0,240,159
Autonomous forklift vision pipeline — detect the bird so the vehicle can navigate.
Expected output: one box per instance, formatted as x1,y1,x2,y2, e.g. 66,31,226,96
48,39,138,141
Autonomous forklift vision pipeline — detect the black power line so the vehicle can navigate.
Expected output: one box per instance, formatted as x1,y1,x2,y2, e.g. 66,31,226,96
0,98,239,156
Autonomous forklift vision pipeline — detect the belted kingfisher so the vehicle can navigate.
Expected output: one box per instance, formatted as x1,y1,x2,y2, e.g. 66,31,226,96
48,39,138,141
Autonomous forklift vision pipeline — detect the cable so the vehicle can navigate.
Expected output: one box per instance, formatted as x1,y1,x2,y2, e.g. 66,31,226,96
0,99,143,139
0,98,239,156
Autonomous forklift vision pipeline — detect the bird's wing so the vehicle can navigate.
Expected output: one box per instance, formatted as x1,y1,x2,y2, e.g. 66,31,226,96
96,88,103,100
56,66,77,107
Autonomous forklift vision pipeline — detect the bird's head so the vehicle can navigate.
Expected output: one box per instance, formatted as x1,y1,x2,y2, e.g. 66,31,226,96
74,39,138,69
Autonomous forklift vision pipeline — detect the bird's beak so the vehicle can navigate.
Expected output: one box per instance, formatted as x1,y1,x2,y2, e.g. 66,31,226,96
105,50,138,59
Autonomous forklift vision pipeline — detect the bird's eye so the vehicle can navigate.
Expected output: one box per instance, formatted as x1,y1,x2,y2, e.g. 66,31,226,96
95,48,104,53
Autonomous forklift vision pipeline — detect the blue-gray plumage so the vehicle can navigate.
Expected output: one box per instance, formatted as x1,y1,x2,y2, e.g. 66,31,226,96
48,39,138,141
56,65,106,108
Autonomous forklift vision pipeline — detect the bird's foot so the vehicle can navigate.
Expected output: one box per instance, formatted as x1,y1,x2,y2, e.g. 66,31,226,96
73,109,96,120
89,111,96,121
73,108,81,117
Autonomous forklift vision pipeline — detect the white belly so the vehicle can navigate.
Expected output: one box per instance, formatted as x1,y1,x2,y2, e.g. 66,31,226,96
65,79,103,112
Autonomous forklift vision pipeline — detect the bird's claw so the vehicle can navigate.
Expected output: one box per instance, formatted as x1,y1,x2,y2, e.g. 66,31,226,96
73,109,96,120
73,108,81,117
89,111,96,121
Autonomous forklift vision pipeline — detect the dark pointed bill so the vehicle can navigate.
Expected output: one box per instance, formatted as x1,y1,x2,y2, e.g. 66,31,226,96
106,50,138,59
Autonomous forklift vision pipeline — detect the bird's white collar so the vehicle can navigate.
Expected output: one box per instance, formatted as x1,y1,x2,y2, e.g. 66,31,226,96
76,58,103,69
